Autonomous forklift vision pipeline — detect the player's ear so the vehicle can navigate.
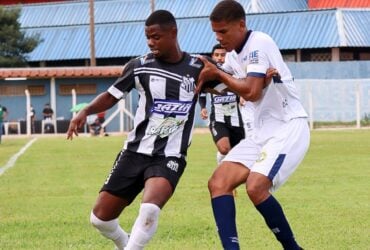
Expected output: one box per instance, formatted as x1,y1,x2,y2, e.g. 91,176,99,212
170,26,177,38
239,19,246,30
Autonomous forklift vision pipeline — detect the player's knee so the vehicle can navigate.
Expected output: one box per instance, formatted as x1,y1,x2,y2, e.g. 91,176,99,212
217,143,231,155
90,211,116,232
208,175,228,195
246,183,270,205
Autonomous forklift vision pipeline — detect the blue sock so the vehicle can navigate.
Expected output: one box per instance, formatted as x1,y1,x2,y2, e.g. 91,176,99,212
255,195,301,250
211,195,239,250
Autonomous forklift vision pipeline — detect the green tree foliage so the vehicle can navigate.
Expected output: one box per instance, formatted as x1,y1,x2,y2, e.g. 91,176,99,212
0,6,40,67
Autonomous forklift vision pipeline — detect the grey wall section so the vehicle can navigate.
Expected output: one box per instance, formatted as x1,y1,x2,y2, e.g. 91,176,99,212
287,61,370,79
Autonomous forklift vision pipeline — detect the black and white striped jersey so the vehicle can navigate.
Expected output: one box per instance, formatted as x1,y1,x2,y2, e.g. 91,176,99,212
199,92,244,127
108,52,204,158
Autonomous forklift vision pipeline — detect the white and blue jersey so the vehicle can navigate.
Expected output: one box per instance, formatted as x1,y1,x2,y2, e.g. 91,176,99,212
222,31,308,126
108,52,204,158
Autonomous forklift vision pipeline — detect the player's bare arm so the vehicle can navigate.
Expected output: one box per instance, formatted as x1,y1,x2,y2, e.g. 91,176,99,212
67,92,118,140
197,56,278,101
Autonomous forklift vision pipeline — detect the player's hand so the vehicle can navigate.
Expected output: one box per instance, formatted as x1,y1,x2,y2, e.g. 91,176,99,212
66,110,88,140
200,108,208,120
195,55,219,94
264,68,279,88
239,97,246,106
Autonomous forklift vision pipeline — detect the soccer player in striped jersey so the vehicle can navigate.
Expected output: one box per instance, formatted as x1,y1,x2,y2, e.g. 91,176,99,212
67,10,213,250
197,1,310,249
199,44,245,166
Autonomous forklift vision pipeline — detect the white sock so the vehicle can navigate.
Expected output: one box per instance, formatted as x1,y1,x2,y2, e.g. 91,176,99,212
90,212,129,250
124,203,161,250
217,151,226,165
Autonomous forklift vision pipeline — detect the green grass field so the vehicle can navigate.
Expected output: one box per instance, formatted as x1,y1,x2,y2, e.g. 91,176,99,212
0,130,369,250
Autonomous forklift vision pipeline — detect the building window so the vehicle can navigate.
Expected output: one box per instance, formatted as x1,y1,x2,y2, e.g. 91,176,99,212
340,52,354,61
28,85,46,95
359,53,370,60
0,85,45,96
282,54,296,62
59,84,97,95
310,52,331,61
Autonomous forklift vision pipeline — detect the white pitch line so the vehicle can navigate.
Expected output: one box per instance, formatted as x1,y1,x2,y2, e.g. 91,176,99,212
0,138,38,176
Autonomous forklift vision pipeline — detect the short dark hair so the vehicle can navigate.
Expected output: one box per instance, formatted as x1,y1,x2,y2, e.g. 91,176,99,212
210,0,246,22
211,44,225,54
145,10,177,28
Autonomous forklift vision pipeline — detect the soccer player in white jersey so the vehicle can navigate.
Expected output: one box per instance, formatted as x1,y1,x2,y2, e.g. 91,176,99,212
197,1,310,249
67,10,220,250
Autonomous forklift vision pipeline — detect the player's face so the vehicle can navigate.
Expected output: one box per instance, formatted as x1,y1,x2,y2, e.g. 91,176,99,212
212,48,226,64
211,19,246,52
145,24,176,59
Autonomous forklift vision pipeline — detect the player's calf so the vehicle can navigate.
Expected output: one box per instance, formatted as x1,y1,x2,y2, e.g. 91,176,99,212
125,203,160,250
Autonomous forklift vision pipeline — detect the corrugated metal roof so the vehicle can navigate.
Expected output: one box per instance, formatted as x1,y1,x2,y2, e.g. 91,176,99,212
248,10,340,49
23,8,370,61
309,0,370,9
16,0,308,28
342,10,370,46
246,0,308,13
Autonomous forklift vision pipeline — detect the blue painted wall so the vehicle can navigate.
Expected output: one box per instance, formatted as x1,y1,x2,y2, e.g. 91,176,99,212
1,61,370,132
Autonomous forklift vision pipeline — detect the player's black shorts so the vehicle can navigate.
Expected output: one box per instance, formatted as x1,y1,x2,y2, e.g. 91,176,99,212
100,150,186,204
209,121,245,148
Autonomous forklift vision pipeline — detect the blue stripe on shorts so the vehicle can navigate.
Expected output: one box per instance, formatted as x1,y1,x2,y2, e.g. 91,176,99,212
268,154,286,180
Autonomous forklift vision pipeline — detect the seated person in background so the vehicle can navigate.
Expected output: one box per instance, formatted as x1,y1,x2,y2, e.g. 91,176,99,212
42,103,54,120
0,105,8,143
87,114,102,136
42,103,55,133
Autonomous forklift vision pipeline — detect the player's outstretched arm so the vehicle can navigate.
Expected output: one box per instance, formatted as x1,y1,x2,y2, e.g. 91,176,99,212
197,56,278,102
66,92,118,140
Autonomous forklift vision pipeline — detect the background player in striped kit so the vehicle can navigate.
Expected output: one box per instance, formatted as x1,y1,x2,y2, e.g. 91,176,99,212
199,44,245,166
197,1,310,249
67,10,215,250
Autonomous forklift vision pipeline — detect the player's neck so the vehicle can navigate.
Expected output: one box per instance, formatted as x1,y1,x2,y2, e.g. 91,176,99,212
159,44,183,64
235,30,252,54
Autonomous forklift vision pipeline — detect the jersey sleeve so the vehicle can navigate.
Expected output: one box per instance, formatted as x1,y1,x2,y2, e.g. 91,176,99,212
246,37,272,78
107,59,136,99
198,93,207,109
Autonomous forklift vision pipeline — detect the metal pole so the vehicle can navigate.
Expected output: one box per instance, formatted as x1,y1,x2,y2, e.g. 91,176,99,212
308,83,314,130
71,89,77,117
150,0,155,12
89,0,96,66
356,82,361,129
25,89,31,136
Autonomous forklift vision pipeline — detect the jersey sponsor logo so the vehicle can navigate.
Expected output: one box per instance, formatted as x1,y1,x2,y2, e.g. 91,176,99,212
148,117,185,138
249,50,259,64
150,75,166,84
181,75,195,93
151,99,192,116
166,160,179,172
213,95,237,104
